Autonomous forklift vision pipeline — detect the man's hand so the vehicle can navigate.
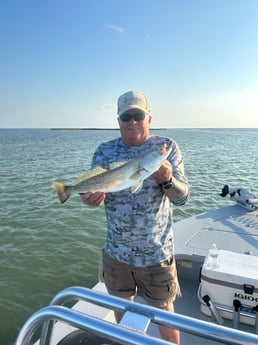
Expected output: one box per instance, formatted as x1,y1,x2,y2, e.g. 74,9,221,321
151,160,172,184
80,191,106,207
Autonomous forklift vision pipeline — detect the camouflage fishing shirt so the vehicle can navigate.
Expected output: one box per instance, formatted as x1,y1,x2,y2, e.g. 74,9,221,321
91,135,189,267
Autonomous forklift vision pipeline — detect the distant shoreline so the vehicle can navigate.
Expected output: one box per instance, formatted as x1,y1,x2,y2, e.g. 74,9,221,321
50,128,167,131
50,128,118,130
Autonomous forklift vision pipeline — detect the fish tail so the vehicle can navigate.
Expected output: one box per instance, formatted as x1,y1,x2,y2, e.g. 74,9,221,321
53,181,70,203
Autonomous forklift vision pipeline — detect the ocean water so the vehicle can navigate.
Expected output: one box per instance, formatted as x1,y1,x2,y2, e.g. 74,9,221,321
1,128,258,345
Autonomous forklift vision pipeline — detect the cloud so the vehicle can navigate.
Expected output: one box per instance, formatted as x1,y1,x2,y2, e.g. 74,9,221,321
106,24,125,33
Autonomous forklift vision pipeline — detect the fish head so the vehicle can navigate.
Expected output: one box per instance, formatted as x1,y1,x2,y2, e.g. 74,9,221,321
159,143,172,158
140,143,172,173
150,143,172,161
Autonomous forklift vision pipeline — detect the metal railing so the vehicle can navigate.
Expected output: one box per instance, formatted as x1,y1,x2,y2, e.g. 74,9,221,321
15,286,258,345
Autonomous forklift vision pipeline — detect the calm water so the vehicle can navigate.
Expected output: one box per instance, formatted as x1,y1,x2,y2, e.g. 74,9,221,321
1,128,258,344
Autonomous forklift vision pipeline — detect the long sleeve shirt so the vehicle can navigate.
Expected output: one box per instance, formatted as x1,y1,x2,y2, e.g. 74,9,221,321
91,135,189,266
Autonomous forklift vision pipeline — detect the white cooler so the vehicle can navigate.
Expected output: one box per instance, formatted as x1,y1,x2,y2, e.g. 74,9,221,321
199,249,258,326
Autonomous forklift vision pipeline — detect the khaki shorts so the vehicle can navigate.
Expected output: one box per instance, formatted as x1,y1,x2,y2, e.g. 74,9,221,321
102,250,181,308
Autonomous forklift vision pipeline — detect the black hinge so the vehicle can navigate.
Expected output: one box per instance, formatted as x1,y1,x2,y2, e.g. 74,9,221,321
243,284,254,294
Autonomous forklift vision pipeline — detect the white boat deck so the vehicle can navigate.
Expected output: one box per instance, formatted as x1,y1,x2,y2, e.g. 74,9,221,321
174,204,258,259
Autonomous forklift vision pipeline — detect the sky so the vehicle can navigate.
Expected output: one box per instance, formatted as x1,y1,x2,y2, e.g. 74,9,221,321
0,0,258,128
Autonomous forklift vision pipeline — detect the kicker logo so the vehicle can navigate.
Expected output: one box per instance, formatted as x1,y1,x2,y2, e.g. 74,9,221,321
234,293,258,303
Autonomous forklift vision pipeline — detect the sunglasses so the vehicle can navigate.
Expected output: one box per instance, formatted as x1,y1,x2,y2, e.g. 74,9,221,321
119,112,146,122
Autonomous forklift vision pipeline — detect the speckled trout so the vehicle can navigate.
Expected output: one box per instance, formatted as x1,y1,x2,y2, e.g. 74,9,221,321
53,144,172,203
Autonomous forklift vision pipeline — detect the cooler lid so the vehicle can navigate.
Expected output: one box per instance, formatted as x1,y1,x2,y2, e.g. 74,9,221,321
202,249,258,285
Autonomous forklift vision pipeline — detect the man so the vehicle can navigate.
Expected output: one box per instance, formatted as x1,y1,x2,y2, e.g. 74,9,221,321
81,90,189,344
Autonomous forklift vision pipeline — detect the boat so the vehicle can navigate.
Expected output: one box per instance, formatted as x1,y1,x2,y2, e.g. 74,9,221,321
15,185,258,345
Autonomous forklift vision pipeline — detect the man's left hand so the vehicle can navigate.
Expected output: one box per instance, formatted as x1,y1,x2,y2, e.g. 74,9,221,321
151,160,172,184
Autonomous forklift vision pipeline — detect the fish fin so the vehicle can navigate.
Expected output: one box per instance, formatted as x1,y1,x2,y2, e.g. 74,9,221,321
53,181,70,203
131,181,143,194
75,166,107,183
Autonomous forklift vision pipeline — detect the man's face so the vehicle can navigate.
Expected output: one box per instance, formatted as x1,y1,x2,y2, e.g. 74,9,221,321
118,109,152,146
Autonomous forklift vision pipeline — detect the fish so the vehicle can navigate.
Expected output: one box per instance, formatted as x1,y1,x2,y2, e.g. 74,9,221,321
53,143,172,203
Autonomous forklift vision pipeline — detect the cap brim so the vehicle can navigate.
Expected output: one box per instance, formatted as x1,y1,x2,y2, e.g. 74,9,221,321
118,105,149,117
